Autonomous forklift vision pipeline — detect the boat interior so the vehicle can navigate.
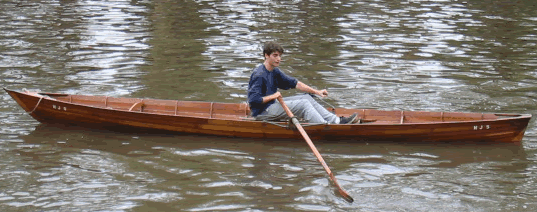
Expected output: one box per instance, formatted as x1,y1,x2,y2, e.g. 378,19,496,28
37,92,522,124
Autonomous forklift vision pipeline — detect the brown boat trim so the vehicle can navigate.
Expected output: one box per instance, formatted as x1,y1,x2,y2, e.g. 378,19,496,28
175,100,178,115
209,102,214,119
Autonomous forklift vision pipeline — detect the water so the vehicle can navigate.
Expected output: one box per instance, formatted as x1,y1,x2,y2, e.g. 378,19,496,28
1,0,536,211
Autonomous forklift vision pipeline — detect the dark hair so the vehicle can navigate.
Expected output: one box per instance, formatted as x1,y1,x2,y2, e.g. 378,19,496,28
263,41,284,57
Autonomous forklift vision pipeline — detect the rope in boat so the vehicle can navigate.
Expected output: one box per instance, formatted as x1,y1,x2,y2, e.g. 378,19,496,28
308,93,336,114
263,120,327,129
29,97,44,115
257,93,338,129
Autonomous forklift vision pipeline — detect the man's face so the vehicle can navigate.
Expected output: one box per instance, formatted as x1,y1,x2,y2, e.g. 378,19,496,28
265,51,282,68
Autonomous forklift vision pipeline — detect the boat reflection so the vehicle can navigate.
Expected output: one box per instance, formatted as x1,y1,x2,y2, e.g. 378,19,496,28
21,123,527,171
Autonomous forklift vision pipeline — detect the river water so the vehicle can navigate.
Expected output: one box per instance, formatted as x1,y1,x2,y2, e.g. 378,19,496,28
1,0,536,211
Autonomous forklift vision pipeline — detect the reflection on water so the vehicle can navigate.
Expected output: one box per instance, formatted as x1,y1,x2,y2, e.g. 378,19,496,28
0,0,150,96
2,124,531,211
1,0,537,211
64,0,150,95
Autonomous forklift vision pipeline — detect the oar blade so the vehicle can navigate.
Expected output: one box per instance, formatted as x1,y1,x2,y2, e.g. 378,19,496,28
338,189,354,203
329,171,354,203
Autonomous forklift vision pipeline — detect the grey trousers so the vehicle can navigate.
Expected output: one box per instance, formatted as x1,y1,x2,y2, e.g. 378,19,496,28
255,94,340,124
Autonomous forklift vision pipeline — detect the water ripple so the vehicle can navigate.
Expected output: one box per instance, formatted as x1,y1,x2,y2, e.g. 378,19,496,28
1,0,537,211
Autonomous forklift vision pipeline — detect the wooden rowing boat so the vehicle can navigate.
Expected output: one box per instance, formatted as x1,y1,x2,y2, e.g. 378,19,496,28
4,88,532,143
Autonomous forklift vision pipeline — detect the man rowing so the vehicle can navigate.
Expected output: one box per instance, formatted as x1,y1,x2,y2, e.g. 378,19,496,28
247,41,358,124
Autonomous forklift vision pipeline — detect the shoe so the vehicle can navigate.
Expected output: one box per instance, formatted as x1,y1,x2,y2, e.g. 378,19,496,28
340,113,359,124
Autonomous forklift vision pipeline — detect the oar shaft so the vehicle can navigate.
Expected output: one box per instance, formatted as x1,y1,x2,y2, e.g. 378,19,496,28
277,96,353,203
277,97,326,167
289,117,332,175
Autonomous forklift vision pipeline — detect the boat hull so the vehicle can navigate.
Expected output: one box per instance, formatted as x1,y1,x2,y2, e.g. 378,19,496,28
5,88,532,143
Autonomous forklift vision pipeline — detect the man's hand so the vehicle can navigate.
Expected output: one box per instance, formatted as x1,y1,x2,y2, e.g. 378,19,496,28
296,81,329,97
316,89,328,97
262,91,282,103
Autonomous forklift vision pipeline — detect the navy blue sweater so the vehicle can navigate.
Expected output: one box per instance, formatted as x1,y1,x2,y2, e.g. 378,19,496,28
247,64,298,116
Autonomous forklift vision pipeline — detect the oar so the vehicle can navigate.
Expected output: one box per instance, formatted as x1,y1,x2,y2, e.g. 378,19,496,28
277,96,354,203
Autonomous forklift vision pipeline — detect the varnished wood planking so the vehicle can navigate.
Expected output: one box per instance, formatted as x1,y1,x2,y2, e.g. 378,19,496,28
4,88,531,143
